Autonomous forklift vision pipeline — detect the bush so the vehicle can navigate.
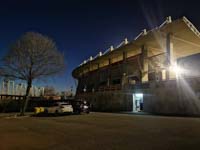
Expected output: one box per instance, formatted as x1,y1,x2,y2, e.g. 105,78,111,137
0,100,21,112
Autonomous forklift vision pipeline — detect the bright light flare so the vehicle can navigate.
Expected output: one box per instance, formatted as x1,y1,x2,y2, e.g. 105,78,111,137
169,63,185,76
135,93,143,98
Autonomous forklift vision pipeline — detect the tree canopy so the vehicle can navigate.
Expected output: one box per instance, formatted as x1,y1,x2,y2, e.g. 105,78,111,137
0,32,65,115
1,32,65,81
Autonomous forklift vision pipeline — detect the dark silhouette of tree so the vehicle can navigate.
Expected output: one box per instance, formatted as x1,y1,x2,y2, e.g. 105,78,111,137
0,32,65,115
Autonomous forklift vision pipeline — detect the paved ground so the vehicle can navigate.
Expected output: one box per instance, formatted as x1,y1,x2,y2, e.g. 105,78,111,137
0,112,200,150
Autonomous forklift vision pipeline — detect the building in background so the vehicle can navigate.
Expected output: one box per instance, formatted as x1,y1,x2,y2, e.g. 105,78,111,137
0,79,44,97
72,16,200,115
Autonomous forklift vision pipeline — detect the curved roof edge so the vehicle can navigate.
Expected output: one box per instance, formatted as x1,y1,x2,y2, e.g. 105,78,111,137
72,16,200,78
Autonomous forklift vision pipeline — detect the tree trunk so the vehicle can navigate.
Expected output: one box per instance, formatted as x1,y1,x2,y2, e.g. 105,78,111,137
20,80,32,116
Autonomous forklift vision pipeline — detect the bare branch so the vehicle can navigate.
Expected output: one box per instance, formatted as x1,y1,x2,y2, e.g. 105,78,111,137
0,32,65,115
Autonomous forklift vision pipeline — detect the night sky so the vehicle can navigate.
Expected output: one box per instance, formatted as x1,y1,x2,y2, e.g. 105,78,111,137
0,0,200,92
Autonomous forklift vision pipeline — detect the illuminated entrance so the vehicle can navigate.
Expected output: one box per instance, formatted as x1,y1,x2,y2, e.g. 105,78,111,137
132,93,143,112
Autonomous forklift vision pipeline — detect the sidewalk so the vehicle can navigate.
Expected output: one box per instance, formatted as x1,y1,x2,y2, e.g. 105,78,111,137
0,112,33,118
119,111,152,115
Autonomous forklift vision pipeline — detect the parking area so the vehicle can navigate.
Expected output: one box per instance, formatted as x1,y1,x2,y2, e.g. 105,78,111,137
0,112,200,150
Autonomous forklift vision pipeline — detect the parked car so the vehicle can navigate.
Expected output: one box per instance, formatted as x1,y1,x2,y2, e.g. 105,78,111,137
34,99,90,115
44,102,73,114
70,99,90,114
81,100,90,114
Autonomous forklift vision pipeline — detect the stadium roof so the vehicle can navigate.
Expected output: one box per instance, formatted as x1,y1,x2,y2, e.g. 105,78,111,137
73,16,200,78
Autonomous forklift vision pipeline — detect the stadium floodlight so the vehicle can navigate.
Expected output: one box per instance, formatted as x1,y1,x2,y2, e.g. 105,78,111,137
169,63,185,76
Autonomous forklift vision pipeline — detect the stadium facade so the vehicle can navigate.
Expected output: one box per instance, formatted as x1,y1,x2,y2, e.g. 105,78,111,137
72,16,200,115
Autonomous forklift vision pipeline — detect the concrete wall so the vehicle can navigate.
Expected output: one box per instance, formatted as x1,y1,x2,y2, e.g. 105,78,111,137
77,78,200,116
77,91,133,112
143,79,200,115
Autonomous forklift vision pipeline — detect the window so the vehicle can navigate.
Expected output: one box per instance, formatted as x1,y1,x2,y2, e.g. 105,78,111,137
112,79,121,85
99,81,107,86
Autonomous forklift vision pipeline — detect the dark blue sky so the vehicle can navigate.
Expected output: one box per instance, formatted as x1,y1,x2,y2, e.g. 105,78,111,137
0,0,200,92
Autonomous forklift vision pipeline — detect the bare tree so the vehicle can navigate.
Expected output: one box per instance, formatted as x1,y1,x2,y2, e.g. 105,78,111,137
0,32,65,115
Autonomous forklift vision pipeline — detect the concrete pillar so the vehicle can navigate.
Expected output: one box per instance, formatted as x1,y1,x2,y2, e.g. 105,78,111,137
122,51,127,88
141,45,148,82
121,73,127,89
108,58,111,65
166,33,175,80
97,63,100,89
162,70,166,80
123,51,127,61
122,51,127,75
107,59,111,86
107,78,110,87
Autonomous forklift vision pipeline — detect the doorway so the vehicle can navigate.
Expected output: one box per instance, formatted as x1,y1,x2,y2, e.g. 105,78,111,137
132,93,143,112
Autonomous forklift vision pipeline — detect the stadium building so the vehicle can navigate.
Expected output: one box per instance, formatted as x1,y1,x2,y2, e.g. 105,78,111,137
72,16,200,115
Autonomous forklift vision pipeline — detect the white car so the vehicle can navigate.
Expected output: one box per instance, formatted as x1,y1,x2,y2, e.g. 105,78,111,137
45,102,73,114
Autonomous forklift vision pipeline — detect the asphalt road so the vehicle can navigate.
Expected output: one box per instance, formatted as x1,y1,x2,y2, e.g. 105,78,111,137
0,112,200,150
